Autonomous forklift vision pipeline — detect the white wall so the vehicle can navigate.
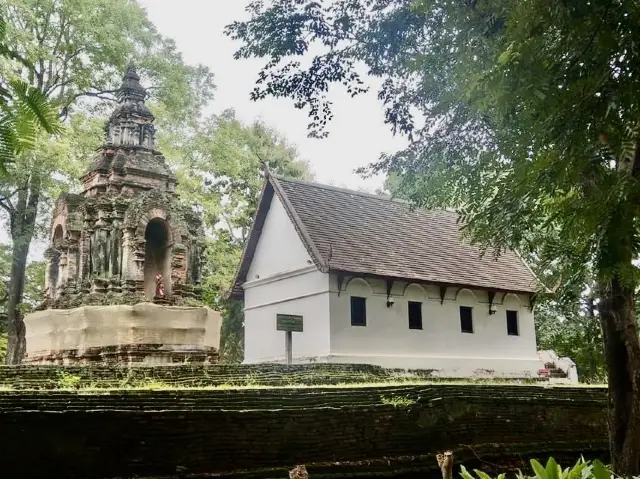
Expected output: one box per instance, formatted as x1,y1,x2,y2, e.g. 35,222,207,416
243,193,331,363
244,269,331,363
328,274,544,377
247,194,313,281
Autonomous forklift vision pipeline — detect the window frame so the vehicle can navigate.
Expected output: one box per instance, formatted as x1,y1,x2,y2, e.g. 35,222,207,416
408,301,423,330
459,306,474,334
506,310,519,336
350,296,367,326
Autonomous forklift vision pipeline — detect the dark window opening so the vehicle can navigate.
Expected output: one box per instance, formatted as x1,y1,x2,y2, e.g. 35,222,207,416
507,310,519,336
460,306,473,333
408,301,423,330
351,296,367,326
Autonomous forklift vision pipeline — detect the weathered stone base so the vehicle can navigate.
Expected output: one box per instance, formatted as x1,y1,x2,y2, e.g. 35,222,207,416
41,284,203,311
24,302,221,365
23,344,219,365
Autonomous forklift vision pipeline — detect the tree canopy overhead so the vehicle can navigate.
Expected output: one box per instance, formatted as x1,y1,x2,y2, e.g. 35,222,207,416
227,0,640,473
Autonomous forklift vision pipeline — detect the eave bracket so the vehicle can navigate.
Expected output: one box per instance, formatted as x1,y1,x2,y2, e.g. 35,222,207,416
386,279,394,307
439,286,447,305
337,272,345,297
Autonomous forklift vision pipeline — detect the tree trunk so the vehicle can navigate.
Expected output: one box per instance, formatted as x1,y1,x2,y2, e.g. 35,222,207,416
4,173,41,365
599,274,640,475
5,239,30,364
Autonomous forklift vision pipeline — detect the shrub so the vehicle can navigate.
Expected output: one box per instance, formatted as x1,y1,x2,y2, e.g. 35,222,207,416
460,458,612,479
381,395,417,407
56,371,82,389
0,331,6,364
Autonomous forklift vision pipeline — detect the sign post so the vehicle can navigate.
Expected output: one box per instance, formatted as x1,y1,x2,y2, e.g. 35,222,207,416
276,314,303,366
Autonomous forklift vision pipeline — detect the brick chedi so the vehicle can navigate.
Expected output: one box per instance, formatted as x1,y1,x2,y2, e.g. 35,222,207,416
24,63,220,365
44,62,204,308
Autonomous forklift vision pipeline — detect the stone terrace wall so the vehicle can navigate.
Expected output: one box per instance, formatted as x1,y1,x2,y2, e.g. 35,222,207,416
0,385,608,479
0,363,428,389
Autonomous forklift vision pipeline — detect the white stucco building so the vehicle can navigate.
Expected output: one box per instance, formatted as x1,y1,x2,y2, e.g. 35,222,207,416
231,174,554,378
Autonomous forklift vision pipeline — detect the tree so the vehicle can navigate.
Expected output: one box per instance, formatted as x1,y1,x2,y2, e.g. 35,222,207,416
161,109,312,362
0,244,45,364
535,300,606,383
227,0,640,473
0,15,62,171
0,0,214,363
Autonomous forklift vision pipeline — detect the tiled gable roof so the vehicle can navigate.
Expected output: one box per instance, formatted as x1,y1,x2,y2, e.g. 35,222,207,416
230,175,539,298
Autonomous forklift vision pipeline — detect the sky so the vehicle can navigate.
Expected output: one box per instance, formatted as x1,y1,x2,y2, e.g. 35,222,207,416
138,0,408,192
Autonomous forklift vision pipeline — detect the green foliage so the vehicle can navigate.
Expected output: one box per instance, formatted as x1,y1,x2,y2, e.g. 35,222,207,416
0,330,6,363
56,371,82,389
461,457,612,479
535,301,606,383
163,109,311,236
218,298,244,363
380,395,417,407
0,15,62,171
0,243,44,316
0,0,214,120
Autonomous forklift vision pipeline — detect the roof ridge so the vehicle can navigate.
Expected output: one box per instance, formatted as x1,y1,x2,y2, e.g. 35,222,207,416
274,175,403,203
274,175,459,214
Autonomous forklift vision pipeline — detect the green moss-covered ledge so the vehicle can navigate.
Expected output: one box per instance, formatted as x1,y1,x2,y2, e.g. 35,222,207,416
0,363,552,390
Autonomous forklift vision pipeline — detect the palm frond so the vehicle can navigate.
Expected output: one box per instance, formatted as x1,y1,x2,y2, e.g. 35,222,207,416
9,80,62,135
0,116,16,173
0,14,62,174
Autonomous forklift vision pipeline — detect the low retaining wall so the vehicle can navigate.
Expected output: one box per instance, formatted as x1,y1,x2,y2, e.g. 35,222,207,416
0,385,608,478
0,363,420,389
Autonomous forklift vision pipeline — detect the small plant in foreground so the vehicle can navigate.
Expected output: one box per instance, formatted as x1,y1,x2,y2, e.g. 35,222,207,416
133,378,173,390
56,371,82,389
460,457,613,479
381,395,417,407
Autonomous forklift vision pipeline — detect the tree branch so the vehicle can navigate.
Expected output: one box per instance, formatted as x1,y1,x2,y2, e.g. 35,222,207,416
0,47,36,75
0,187,24,211
61,88,119,116
66,88,119,106
0,200,14,215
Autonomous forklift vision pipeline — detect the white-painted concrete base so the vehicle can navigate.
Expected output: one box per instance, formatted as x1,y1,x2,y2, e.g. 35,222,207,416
243,353,545,378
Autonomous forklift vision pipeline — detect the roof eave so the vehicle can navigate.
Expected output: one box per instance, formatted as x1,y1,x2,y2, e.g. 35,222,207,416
327,268,538,296
226,178,274,300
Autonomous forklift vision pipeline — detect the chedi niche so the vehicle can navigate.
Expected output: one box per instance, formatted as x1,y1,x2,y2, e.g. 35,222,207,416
24,63,220,364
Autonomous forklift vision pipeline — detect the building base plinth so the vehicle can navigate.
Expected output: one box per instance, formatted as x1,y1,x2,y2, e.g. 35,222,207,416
24,302,221,365
244,353,548,379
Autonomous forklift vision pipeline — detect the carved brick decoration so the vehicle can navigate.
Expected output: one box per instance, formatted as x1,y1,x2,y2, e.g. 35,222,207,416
42,62,205,309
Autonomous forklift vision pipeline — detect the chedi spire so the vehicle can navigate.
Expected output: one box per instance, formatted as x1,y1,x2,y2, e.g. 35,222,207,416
105,60,155,149
118,61,147,103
